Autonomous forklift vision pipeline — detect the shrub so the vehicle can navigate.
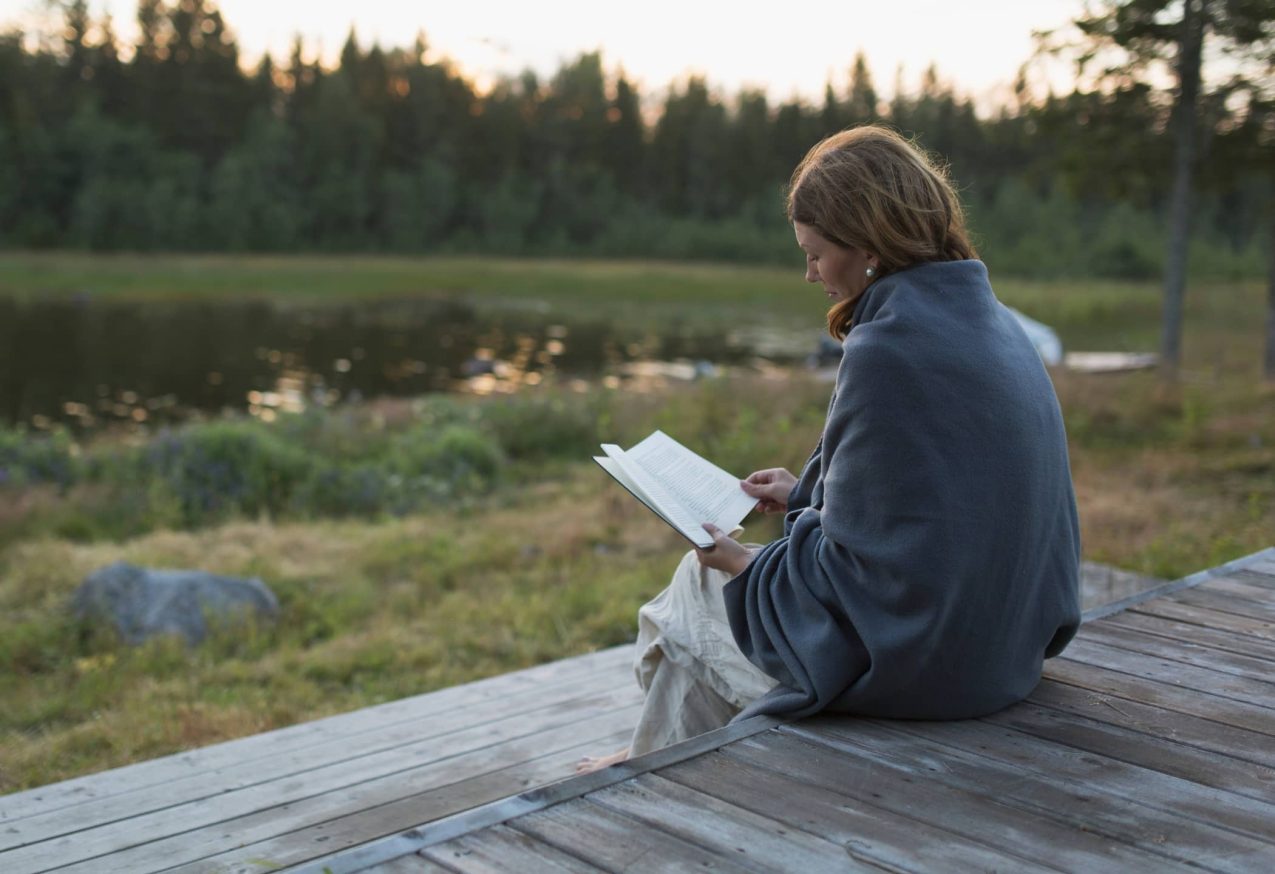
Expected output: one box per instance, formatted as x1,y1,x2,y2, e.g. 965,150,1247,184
273,407,398,462
292,461,397,518
140,421,314,527
390,423,504,499
478,394,604,462
0,426,80,490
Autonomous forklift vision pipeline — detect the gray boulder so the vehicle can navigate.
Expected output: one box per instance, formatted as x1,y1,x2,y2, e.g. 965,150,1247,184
72,562,279,645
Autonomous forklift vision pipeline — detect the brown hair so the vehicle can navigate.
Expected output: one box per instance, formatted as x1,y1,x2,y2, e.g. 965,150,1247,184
787,125,978,338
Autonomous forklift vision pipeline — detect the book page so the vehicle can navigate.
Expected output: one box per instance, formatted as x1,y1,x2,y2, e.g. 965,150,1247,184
626,431,757,531
600,443,713,546
593,456,687,535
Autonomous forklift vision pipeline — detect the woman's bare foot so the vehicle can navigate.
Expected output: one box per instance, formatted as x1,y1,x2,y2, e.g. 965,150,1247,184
575,746,629,774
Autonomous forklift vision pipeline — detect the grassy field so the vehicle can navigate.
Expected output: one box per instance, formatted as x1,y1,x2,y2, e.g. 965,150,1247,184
0,251,827,328
1,252,1272,791
0,250,1177,340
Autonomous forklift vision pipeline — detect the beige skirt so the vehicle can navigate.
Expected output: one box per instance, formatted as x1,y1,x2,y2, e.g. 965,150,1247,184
628,549,777,756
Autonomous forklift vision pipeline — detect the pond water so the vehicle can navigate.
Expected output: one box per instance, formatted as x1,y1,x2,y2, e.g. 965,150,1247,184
0,296,815,432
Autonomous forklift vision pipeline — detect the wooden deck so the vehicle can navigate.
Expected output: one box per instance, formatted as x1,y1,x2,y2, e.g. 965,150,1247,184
1,551,1269,873
0,646,642,873
307,548,1275,874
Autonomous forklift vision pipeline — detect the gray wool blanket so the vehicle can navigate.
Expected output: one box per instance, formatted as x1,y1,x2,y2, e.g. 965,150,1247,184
723,259,1081,721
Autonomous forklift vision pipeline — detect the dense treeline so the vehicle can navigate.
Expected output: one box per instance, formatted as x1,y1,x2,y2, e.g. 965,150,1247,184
0,0,1268,278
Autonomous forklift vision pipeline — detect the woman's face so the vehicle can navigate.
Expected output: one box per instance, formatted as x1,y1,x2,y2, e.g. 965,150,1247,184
794,221,879,306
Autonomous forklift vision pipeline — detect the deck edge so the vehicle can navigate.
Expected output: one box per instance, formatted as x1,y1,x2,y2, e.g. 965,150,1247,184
285,714,785,874
1081,546,1275,624
0,644,635,816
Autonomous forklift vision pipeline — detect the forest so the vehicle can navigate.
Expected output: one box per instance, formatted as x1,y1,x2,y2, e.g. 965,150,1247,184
0,0,1270,280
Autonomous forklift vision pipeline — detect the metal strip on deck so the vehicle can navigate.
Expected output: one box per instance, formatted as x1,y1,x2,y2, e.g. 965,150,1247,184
314,547,1275,874
288,715,783,874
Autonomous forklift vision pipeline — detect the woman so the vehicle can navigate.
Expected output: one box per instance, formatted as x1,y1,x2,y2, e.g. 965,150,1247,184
579,125,1080,773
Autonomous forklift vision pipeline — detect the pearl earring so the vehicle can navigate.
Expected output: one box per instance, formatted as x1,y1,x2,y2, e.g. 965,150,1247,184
865,266,877,278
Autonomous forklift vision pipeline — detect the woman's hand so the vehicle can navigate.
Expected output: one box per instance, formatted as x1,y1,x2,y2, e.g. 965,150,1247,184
695,524,756,577
741,468,797,515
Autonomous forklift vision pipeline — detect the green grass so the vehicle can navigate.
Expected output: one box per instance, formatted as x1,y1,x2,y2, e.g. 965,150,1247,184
2,250,1258,352
0,252,1272,791
0,251,828,327
0,376,814,790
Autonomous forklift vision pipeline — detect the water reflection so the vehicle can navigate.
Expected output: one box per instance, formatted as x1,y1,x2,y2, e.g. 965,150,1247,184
0,296,793,431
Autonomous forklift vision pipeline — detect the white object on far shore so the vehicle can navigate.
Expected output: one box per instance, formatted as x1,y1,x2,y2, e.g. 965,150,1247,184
1064,352,1159,373
1007,307,1063,367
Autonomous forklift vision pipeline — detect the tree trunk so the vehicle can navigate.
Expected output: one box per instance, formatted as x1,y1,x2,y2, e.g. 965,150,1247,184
1266,204,1275,381
1160,0,1206,378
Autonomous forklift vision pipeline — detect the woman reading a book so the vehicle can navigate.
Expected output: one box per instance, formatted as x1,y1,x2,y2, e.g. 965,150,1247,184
579,125,1081,773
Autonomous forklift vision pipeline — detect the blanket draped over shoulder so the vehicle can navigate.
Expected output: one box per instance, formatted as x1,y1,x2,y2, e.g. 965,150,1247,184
723,260,1081,721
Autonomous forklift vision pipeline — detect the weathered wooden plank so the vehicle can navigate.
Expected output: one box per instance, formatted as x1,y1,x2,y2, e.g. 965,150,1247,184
1079,549,1274,624
1044,657,1275,736
1026,678,1275,769
1080,619,1275,682
846,709,1264,847
1060,638,1275,710
982,700,1275,810
1130,598,1275,643
1044,653,1275,734
1081,548,1275,622
793,718,1275,870
365,854,457,873
420,825,601,873
586,772,867,873
2,694,639,874
1244,555,1275,577
1,658,638,853
662,750,1058,873
158,723,635,874
513,796,763,872
1097,610,1275,663
1169,585,1275,622
724,730,1195,872
0,644,631,826
1202,575,1275,600
1230,568,1275,590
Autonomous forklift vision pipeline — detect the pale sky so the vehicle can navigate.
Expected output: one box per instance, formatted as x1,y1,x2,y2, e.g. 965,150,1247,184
3,0,1085,111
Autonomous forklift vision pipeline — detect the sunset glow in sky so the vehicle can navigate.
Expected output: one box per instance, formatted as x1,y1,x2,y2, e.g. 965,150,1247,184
3,0,1084,109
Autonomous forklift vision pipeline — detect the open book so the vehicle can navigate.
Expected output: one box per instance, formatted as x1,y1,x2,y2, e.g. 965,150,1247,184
593,430,757,548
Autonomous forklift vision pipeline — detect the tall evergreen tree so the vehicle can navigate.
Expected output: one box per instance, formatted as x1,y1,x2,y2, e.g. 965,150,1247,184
846,52,880,123
59,0,92,103
650,77,729,217
604,71,644,195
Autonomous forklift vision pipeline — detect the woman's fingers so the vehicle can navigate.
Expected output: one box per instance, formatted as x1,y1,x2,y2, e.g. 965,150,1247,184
743,468,797,514
696,524,756,576
741,478,789,503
